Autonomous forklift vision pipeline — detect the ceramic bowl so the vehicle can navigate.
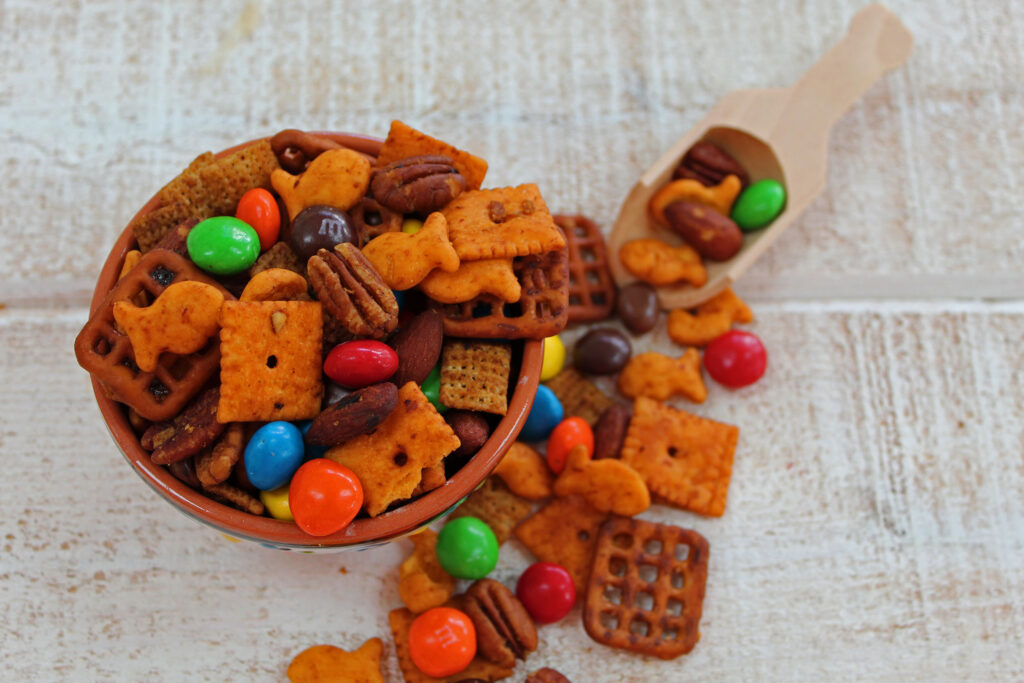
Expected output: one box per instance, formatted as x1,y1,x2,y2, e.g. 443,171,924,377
87,132,542,552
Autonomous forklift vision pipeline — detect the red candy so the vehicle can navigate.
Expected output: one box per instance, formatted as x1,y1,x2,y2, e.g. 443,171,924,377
408,607,477,678
703,329,767,388
235,187,281,251
323,340,398,389
288,459,363,536
516,561,575,624
546,416,594,474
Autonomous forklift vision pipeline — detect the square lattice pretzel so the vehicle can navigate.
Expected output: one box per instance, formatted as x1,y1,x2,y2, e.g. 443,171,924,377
583,517,709,659
553,214,616,323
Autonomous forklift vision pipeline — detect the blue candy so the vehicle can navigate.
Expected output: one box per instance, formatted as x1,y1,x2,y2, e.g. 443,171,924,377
244,422,305,491
519,384,563,442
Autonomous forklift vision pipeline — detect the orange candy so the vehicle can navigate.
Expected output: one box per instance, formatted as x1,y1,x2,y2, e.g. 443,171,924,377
408,607,477,677
546,416,594,474
235,187,281,251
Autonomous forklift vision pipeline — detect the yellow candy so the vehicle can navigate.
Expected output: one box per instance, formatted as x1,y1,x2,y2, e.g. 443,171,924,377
540,335,566,381
401,218,424,235
260,485,294,521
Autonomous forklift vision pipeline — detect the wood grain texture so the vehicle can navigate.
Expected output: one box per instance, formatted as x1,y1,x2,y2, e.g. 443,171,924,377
2,0,1023,680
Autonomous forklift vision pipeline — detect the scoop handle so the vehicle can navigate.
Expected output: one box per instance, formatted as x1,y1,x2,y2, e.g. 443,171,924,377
772,4,912,140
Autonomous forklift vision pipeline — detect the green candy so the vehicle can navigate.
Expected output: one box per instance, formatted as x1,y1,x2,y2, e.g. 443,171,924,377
421,364,448,413
186,216,261,275
730,179,787,232
435,516,499,579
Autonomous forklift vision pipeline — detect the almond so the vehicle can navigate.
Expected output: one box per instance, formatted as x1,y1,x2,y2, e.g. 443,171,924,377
389,309,444,386
304,383,398,447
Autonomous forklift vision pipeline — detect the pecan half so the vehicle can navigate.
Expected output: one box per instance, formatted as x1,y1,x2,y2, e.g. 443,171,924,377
141,387,225,465
196,423,244,487
673,141,749,187
307,243,399,338
526,668,571,683
462,579,538,668
371,155,466,214
304,383,398,446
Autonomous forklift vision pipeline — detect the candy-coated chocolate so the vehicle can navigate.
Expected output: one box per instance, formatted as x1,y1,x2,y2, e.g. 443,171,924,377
401,218,424,235
421,363,448,413
516,562,576,623
616,282,660,335
288,458,363,536
546,417,593,474
288,205,356,261
519,384,563,442
323,340,399,389
244,421,305,491
436,516,499,579
574,327,632,375
408,607,477,678
540,335,566,382
703,329,767,388
259,484,294,521
235,187,281,251
186,216,261,275
731,179,786,231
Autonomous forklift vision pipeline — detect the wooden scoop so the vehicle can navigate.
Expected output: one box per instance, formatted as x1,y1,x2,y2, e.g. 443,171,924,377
608,4,913,309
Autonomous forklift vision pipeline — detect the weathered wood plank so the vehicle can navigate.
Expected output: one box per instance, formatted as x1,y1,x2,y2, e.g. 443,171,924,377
1,307,1021,680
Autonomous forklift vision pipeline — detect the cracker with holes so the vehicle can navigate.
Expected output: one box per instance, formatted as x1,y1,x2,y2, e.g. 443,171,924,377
450,477,532,545
617,349,707,403
492,442,554,500
442,184,566,261
217,300,324,423
667,287,754,347
439,340,511,415
583,517,709,659
326,382,461,517
621,397,738,517
514,494,608,595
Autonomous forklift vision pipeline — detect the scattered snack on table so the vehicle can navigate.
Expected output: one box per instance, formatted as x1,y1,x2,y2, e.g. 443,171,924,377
371,155,467,214
674,140,749,187
376,120,488,191
286,639,385,683
648,175,741,228
620,397,738,517
592,403,632,460
131,141,279,252
442,185,566,261
449,478,531,545
418,258,522,304
431,249,569,339
553,214,616,323
615,281,660,334
361,212,460,291
618,238,707,287
514,494,608,595
307,243,399,339
462,578,538,668
492,442,554,500
667,287,752,347
436,516,500,580
583,517,709,659
573,327,632,376
217,300,324,422
617,349,707,403
239,267,310,302
272,148,372,221
326,382,461,517
553,445,650,517
112,280,224,373
516,561,576,625
525,668,572,683
545,417,594,475
703,329,767,388
544,368,613,427
399,529,456,614
74,249,232,421
439,340,511,415
389,606,513,683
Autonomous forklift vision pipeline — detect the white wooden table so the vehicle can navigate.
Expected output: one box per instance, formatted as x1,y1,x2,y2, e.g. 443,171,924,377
2,1,1022,680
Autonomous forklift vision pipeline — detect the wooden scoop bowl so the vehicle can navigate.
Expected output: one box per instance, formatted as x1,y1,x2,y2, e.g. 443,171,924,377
608,4,913,310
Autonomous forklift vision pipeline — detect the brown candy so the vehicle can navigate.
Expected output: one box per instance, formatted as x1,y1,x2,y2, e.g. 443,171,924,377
615,281,660,335
573,327,632,376
462,578,538,668
445,410,492,461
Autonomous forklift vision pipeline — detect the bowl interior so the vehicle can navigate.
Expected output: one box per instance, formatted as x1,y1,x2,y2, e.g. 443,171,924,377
90,132,542,549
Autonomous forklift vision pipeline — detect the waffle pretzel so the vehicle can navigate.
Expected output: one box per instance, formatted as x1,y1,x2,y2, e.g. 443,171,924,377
74,249,234,421
583,517,709,659
553,214,616,323
429,248,569,339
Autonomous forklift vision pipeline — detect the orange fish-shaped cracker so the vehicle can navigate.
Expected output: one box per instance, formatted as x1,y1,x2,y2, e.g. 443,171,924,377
361,212,460,291
271,148,372,221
